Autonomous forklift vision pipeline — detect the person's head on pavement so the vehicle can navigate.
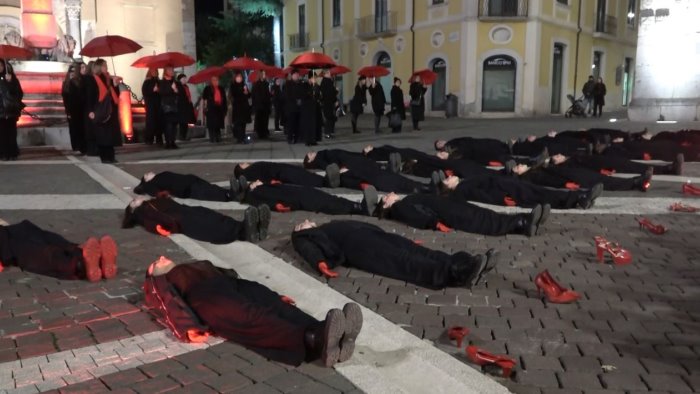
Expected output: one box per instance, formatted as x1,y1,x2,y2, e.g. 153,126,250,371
303,151,318,168
434,139,447,151
149,256,176,276
234,163,251,179
294,219,317,232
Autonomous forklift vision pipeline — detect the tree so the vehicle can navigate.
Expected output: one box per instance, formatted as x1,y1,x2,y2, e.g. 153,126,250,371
232,0,283,17
198,11,273,67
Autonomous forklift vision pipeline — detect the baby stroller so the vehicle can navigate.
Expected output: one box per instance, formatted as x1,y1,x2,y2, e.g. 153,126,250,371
564,94,587,118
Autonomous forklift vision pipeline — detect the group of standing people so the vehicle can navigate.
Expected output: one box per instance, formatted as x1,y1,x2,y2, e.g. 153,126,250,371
141,68,196,148
582,75,607,118
350,74,428,135
61,59,123,163
0,60,24,161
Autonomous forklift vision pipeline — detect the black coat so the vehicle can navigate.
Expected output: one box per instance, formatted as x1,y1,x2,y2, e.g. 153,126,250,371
251,80,271,112
271,84,284,107
0,74,24,119
201,85,227,130
230,81,251,123
238,162,325,187
133,171,230,202
350,84,367,114
178,84,195,124
62,79,83,119
390,86,405,119
409,82,427,121
299,83,320,144
368,83,386,115
244,183,357,215
158,78,181,122
320,77,337,118
284,80,304,114
592,82,606,105
84,74,122,147
141,77,160,115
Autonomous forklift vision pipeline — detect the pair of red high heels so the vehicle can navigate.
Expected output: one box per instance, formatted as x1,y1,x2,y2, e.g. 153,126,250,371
637,218,667,235
534,270,580,304
594,236,632,265
447,327,517,378
682,182,700,196
670,202,699,212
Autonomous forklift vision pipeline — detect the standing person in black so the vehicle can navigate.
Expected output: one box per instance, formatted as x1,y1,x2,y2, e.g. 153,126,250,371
61,62,86,154
230,72,251,144
158,67,181,149
251,70,271,139
284,70,303,143
349,76,367,134
368,77,386,134
84,59,121,163
582,75,595,115
409,75,427,131
0,60,23,161
389,78,405,133
81,61,99,156
299,73,319,146
201,75,227,143
320,70,337,139
271,78,284,131
313,73,324,142
141,67,162,145
176,74,195,141
592,77,606,118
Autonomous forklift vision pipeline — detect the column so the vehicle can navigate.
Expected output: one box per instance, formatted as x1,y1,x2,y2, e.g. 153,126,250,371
65,0,82,58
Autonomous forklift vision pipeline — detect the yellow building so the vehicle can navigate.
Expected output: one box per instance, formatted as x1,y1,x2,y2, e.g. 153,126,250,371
282,0,639,117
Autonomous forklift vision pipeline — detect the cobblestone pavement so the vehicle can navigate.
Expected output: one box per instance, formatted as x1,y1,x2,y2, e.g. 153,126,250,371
1,114,699,393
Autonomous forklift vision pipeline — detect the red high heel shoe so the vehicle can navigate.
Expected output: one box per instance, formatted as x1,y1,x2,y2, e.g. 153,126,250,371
534,270,580,304
682,182,700,196
637,218,667,235
669,202,699,213
465,345,517,378
447,326,470,348
594,236,632,265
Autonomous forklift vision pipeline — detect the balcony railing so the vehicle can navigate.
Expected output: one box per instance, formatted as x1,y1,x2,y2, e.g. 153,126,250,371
356,11,397,39
288,32,309,51
595,15,617,35
479,0,528,19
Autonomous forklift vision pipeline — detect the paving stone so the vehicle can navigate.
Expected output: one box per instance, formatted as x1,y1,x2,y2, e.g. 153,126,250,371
128,376,181,393
138,359,186,378
517,370,560,388
642,373,693,392
599,373,648,391
264,371,311,393
201,373,253,392
168,365,218,386
231,383,282,394
556,372,602,390
521,355,563,371
99,368,149,389
238,362,286,384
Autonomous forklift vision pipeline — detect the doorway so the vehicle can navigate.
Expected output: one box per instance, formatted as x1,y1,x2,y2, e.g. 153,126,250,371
551,43,564,113
376,51,392,103
431,58,447,111
482,55,516,112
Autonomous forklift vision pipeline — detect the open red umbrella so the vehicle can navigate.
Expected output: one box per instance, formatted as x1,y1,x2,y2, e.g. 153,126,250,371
283,66,309,76
358,65,390,78
409,69,438,85
141,52,195,68
187,66,228,84
131,54,156,68
80,35,142,57
289,52,336,69
329,65,351,76
223,55,267,71
0,45,33,60
250,66,285,81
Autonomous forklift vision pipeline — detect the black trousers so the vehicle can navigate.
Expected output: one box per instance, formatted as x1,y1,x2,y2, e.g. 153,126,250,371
513,138,589,157
254,109,270,139
453,175,581,209
340,168,427,194
442,201,524,236
373,114,382,133
178,123,189,141
68,116,86,153
0,118,19,159
186,181,230,202
273,104,283,130
521,166,636,191
351,112,360,133
186,276,318,366
233,121,246,143
411,111,420,130
285,112,300,143
163,120,178,146
246,184,360,215
605,141,700,162
159,205,245,244
568,155,666,174
324,117,336,136
207,124,221,143
98,146,115,163
144,109,163,144
0,220,84,280
592,98,604,117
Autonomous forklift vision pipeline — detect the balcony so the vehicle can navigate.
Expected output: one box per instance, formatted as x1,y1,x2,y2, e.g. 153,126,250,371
288,32,309,51
478,0,528,20
356,12,397,40
595,15,617,36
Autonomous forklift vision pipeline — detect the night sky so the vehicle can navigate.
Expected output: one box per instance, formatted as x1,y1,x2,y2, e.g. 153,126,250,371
194,1,223,18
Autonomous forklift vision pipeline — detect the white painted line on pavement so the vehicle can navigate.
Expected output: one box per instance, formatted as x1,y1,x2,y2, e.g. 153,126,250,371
121,158,303,164
0,195,123,210
0,160,74,165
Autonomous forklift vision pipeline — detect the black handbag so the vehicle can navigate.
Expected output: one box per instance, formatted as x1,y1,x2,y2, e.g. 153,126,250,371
389,112,402,128
0,83,24,118
92,95,113,124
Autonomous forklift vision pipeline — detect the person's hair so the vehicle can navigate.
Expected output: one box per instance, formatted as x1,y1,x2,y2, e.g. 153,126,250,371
588,75,594,79
177,73,186,82
233,164,243,179
394,77,401,84
437,181,451,196
358,76,366,83
0,60,16,77
94,58,107,68
434,140,442,150
85,61,95,76
122,205,138,228
375,202,390,219
302,155,313,169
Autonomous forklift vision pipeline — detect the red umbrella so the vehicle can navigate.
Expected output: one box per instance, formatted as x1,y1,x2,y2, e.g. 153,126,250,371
283,66,309,76
358,65,390,78
141,52,195,68
0,45,33,60
329,65,351,75
223,55,267,71
131,54,156,68
250,66,285,81
409,69,438,85
80,35,142,57
187,66,228,84
289,52,336,69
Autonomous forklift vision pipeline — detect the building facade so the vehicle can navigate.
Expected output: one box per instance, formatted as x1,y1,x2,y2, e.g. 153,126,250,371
282,0,639,117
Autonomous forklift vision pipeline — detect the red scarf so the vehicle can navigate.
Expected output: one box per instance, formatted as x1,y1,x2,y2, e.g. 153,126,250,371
213,85,222,105
95,74,119,103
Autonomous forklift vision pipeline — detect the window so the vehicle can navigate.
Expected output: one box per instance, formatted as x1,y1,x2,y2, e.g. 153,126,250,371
375,0,389,33
556,0,568,5
627,0,637,28
298,4,306,33
332,0,341,27
592,51,603,79
432,0,446,4
595,0,606,32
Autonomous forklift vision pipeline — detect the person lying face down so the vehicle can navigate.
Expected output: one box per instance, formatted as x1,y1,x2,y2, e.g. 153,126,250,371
376,192,549,237
291,219,499,290
0,219,117,282
122,195,271,244
144,256,363,367
234,161,341,188
134,171,238,202
240,177,378,216
436,173,603,210
304,149,435,194
506,159,653,192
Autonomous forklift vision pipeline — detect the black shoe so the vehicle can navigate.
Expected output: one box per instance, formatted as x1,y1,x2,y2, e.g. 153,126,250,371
339,303,363,363
504,159,516,175
578,183,603,209
460,254,487,288
474,249,500,286
325,164,341,188
537,204,551,235
389,152,402,174
507,139,515,154
320,309,345,367
532,147,549,168
430,171,443,194
257,204,271,241
229,176,241,201
673,153,684,175
238,175,248,193
361,185,378,216
522,204,543,237
635,169,653,192
242,206,260,242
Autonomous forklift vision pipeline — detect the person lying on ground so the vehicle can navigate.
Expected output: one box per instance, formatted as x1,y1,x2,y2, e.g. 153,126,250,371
509,161,652,192
549,152,683,176
234,161,341,188
134,171,238,202
0,219,117,282
291,219,499,289
376,192,549,237
122,195,271,244
144,256,363,367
